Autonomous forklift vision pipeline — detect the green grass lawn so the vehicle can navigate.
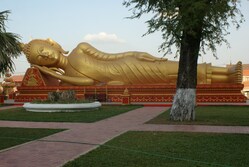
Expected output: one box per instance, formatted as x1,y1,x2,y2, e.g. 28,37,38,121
0,127,64,151
147,106,249,126
64,131,249,167
0,105,141,122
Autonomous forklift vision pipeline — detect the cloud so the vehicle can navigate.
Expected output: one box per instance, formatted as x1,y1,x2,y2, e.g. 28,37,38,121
83,32,125,43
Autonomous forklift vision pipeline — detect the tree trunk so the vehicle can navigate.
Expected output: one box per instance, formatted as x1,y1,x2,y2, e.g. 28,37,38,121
170,88,196,121
170,28,202,121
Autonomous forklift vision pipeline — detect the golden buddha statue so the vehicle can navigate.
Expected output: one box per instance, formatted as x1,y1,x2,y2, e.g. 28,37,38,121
20,38,242,86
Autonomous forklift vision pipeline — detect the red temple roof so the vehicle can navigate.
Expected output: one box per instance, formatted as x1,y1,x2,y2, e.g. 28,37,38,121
12,75,24,83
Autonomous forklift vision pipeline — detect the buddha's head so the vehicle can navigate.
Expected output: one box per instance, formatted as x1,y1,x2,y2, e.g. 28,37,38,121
20,38,68,67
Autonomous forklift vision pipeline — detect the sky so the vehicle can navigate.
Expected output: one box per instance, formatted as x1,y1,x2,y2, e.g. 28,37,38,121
1,0,249,75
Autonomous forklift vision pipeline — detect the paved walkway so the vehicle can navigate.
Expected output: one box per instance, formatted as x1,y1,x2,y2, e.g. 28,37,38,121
0,106,249,167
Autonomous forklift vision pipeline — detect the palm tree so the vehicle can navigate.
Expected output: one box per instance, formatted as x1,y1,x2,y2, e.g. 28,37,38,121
0,10,21,76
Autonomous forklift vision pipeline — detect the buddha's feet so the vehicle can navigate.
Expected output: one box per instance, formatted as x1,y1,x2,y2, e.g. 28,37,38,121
229,61,242,84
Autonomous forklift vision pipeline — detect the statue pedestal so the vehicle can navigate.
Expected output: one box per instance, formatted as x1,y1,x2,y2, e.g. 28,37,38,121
0,95,5,104
15,84,247,103
121,95,130,105
121,88,131,105
14,68,247,103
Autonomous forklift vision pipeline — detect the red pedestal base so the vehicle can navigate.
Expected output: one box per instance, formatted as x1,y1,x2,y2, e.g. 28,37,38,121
0,95,5,104
121,95,130,105
14,68,247,103
14,84,247,103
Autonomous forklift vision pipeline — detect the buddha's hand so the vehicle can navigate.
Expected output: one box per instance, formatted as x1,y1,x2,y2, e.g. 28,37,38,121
32,65,60,77
32,65,94,86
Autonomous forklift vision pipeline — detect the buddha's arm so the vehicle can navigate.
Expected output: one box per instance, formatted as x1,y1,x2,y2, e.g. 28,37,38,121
32,65,94,85
76,43,167,62
136,53,167,62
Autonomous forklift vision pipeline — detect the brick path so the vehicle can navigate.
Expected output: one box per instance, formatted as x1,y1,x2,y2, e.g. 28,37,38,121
0,106,249,167
0,107,165,167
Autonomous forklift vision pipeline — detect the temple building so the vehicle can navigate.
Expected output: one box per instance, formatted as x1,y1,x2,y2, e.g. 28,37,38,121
242,64,249,99
11,75,24,87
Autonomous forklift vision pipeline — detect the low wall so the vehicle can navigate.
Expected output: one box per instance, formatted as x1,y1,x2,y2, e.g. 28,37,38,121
14,84,247,103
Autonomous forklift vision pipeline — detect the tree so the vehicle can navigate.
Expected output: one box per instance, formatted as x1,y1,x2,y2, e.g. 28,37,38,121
0,10,21,76
123,0,244,121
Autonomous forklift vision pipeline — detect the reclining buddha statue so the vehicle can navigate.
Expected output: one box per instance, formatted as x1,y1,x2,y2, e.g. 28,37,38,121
20,38,242,86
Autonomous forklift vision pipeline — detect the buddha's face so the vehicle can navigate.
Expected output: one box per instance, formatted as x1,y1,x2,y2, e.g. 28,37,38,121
27,41,61,67
21,39,68,67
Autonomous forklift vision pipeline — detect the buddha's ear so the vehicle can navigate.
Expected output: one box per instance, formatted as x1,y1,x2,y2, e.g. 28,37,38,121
46,38,55,43
46,38,69,54
46,38,59,48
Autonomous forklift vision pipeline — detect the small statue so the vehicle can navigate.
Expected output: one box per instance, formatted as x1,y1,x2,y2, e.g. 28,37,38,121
0,84,3,94
20,38,242,86
1,69,16,96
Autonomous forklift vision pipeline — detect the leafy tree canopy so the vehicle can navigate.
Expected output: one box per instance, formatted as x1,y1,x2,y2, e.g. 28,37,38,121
123,0,244,58
0,10,21,76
